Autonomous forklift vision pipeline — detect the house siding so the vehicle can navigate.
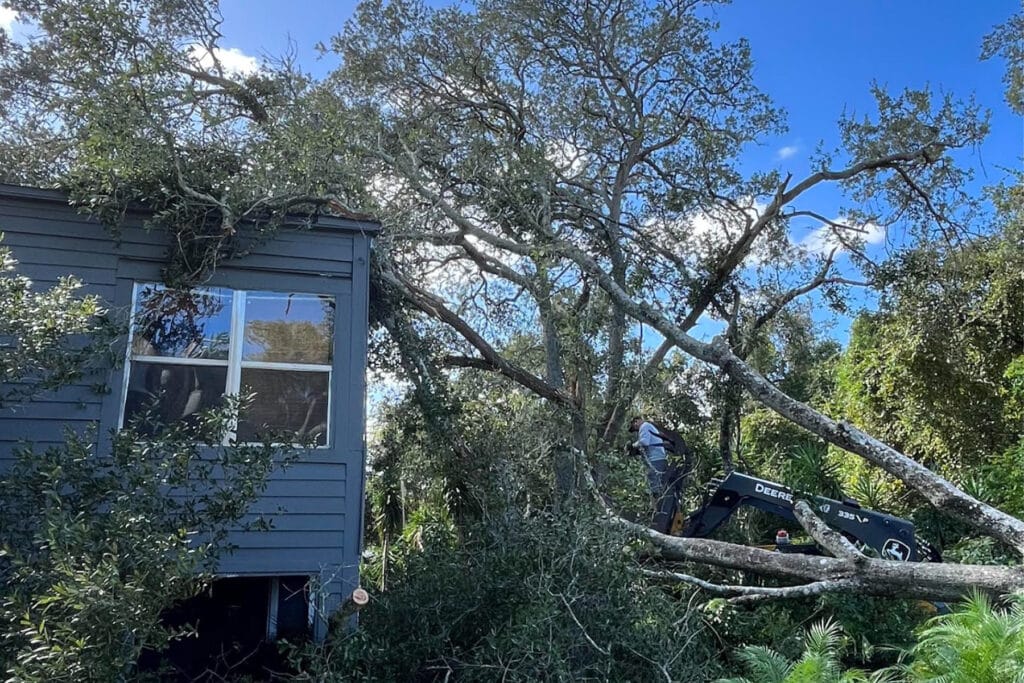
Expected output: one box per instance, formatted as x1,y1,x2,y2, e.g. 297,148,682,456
0,185,375,635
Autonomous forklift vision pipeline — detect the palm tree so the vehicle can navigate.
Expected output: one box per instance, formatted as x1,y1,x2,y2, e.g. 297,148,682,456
717,619,895,683
899,592,1024,683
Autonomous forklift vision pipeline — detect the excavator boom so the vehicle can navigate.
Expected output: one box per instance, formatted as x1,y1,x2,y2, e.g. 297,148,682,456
677,471,935,562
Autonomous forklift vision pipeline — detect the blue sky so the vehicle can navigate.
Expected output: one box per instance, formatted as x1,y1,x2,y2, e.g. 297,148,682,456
715,0,1021,175
218,0,1020,183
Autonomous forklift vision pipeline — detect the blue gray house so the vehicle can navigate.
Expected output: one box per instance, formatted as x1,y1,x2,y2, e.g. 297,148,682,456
0,183,377,642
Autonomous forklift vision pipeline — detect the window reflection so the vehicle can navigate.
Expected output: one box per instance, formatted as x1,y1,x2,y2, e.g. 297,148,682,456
131,285,232,359
243,292,335,365
237,369,329,446
123,362,228,433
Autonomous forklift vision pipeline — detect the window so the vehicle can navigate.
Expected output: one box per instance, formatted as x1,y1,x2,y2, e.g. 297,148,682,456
121,283,335,446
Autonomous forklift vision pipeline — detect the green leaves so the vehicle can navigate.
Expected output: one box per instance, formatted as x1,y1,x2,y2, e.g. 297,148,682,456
0,237,105,408
981,11,1024,114
0,399,285,681
292,514,718,682
902,593,1024,683
718,619,885,683
833,219,1024,480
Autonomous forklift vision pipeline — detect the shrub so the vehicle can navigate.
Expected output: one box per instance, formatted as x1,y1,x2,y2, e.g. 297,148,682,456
716,619,890,683
290,511,720,682
0,400,282,682
898,592,1024,683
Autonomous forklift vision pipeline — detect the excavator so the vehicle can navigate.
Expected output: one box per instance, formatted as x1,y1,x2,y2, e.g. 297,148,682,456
666,470,941,562
627,425,939,563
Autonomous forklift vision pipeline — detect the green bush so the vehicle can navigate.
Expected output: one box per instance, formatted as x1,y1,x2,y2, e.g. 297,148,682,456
290,511,720,682
0,237,106,407
717,619,889,683
0,400,282,682
897,593,1024,683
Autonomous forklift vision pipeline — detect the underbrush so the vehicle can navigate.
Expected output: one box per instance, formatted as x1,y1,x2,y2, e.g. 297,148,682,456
288,511,721,682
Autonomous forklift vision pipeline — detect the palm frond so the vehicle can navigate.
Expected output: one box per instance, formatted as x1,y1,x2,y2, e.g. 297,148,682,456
733,645,793,683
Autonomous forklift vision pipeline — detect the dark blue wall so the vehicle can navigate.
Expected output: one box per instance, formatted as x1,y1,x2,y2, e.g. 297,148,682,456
0,184,376,636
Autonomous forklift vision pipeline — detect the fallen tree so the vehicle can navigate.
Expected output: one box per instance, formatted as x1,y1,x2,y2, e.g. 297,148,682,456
614,500,1024,603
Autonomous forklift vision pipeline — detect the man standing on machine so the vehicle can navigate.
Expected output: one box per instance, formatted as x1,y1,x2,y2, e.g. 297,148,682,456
628,415,672,532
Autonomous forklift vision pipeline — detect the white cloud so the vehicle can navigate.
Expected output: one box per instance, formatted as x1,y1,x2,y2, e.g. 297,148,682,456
0,7,17,32
776,144,799,160
187,44,259,76
677,199,766,242
641,198,775,270
685,198,769,254
545,139,590,178
800,217,886,256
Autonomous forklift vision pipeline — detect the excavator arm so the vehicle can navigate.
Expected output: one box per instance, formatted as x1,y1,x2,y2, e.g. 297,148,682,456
676,472,938,562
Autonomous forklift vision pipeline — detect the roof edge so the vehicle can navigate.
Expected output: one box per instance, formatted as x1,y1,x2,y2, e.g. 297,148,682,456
0,183,381,235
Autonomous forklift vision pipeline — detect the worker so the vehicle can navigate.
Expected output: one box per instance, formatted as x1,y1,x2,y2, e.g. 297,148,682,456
628,415,672,532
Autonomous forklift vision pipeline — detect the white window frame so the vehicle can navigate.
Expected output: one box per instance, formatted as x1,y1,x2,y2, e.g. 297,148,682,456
119,283,334,448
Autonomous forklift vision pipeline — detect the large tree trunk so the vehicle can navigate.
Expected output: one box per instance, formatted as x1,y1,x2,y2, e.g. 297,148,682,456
717,375,742,474
625,519,1024,602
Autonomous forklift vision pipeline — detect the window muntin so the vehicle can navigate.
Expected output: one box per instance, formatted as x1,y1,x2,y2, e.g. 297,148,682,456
121,284,335,447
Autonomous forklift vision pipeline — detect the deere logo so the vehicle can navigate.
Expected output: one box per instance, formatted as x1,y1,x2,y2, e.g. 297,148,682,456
754,482,793,503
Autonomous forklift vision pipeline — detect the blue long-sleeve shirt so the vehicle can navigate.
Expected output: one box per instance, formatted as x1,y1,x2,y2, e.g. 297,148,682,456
633,421,667,462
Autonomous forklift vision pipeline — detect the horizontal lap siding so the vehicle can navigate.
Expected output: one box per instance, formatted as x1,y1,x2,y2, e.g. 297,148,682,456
0,201,358,278
233,231,355,277
0,197,115,470
0,189,368,589
219,550,353,576
0,188,370,585
248,496,349,515
240,512,345,532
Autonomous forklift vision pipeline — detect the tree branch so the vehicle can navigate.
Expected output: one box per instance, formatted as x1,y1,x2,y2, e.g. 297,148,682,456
639,568,864,604
378,264,578,410
441,355,497,371
178,66,269,123
792,500,866,562
553,211,1024,555
617,515,1024,602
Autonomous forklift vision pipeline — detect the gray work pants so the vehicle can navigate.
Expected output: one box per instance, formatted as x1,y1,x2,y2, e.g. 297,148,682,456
645,457,674,533
645,456,668,496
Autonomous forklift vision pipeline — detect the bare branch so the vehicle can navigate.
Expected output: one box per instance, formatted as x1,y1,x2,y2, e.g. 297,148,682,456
614,515,1024,602
378,264,578,410
559,593,610,656
741,249,847,354
639,568,864,604
792,500,866,561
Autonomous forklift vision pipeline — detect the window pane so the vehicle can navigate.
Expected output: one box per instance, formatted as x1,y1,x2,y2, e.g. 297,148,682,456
123,362,228,431
237,369,329,446
243,292,335,364
131,285,233,360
